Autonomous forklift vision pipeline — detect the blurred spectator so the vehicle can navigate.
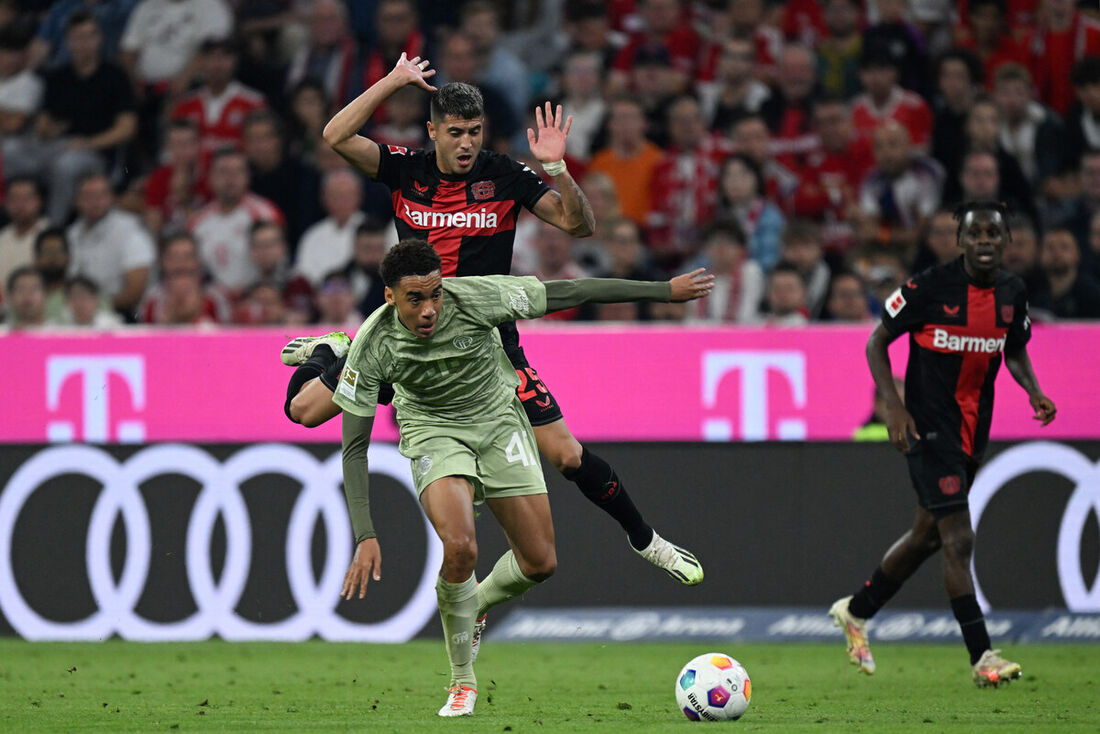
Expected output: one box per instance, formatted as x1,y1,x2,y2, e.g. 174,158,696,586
646,95,727,268
249,220,313,322
791,96,875,255
557,50,607,160
562,170,621,274
954,0,1029,85
824,270,872,322
1001,212,1045,293
698,36,770,135
1050,150,1100,257
461,0,530,122
683,219,764,324
0,26,43,136
435,31,519,153
234,280,287,324
288,77,330,163
585,217,666,320
912,208,962,272
139,231,229,324
957,150,1002,203
143,119,209,237
171,37,266,157
4,265,46,328
930,49,983,180
28,0,137,70
294,169,365,286
64,274,122,327
119,0,233,163
372,84,429,150
727,0,783,83
851,49,933,150
762,261,810,326
779,219,831,318
609,0,699,94
992,62,1066,197
345,219,388,318
4,12,137,224
943,96,1037,222
313,269,362,327
730,115,800,210
1089,209,1100,282
243,109,321,249
234,0,292,113
562,0,618,68
852,376,906,441
857,121,944,260
760,44,821,167
1032,227,1100,319
816,0,863,98
33,227,70,322
1064,57,1100,178
285,0,358,110
862,249,910,307
532,220,588,321
588,96,663,226
715,153,786,272
0,177,48,303
189,148,284,293
622,43,682,148
360,0,424,98
67,171,154,315
861,0,929,96
1025,0,1100,116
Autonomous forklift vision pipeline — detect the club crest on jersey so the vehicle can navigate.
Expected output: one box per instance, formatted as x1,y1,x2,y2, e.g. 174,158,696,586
885,288,906,317
452,335,475,350
417,455,433,476
1001,305,1014,323
509,289,532,316
471,180,495,200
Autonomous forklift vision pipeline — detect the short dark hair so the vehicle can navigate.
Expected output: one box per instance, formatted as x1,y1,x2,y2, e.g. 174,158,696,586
430,82,484,122
249,219,285,240
935,48,984,87
769,260,805,284
0,25,32,51
34,227,68,256
356,217,390,237
65,9,98,34
380,239,442,287
953,200,1011,240
243,108,284,138
7,264,42,294
5,175,42,199
702,218,746,246
720,153,765,199
64,274,99,297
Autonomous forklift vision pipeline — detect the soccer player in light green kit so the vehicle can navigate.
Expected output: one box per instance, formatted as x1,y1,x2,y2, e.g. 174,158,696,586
318,239,712,717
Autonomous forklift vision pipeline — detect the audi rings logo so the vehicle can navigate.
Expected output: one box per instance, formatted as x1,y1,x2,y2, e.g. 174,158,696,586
0,444,443,641
970,442,1100,612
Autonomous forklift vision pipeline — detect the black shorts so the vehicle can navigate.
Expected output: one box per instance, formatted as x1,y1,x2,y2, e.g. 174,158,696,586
906,446,979,518
504,343,564,427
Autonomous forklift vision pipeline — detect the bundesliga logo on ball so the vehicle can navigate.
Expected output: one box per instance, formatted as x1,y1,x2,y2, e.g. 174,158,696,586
675,652,752,721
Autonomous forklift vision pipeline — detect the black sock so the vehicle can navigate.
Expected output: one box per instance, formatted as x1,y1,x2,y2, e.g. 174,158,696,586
562,447,653,550
848,566,902,620
283,345,336,420
950,594,991,665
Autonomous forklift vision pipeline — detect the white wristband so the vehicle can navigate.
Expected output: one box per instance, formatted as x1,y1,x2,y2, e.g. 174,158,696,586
542,159,567,177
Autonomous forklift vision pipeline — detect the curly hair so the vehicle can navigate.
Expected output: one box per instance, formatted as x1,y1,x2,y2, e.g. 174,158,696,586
380,239,442,287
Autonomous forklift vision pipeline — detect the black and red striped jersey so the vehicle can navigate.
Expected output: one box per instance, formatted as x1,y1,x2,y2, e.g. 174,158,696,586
882,257,1031,459
374,143,551,278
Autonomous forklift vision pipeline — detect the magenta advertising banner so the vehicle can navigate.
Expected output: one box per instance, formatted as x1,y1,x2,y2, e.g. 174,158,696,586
0,323,1094,444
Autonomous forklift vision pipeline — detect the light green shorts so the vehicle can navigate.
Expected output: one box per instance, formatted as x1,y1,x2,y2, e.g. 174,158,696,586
398,396,547,502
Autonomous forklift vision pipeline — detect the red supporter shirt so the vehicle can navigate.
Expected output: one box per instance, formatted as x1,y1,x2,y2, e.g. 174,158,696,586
612,25,702,77
1026,13,1100,115
791,135,875,252
171,81,266,155
851,87,933,148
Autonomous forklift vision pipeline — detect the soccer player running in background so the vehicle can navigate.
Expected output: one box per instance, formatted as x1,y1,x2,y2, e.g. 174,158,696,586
310,239,711,716
284,53,704,585
829,201,1057,687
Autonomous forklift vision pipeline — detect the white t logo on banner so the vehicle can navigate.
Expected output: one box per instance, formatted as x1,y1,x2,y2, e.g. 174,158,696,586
46,356,146,442
701,351,807,441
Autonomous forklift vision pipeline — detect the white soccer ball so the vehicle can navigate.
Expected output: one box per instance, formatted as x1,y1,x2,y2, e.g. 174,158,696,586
674,652,752,722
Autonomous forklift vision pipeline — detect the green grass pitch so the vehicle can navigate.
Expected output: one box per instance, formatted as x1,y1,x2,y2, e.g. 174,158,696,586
2,639,1097,732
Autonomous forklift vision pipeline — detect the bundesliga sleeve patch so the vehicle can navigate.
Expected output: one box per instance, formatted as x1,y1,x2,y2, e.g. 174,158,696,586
885,288,907,317
338,365,359,399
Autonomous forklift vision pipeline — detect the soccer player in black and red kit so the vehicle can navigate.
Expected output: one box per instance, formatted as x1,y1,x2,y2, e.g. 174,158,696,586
281,54,702,605
829,201,1057,687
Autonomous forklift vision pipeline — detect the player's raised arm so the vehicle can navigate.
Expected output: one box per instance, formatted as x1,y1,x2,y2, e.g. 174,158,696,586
340,411,381,600
322,52,437,178
1003,343,1057,426
542,269,714,313
529,102,596,237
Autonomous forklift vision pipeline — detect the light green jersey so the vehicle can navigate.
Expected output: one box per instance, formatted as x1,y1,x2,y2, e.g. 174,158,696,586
331,275,548,423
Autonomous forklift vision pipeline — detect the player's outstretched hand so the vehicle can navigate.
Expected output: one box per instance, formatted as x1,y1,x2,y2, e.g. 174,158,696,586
389,52,437,92
1030,393,1057,426
669,268,715,302
341,538,382,600
527,102,572,165
885,404,920,452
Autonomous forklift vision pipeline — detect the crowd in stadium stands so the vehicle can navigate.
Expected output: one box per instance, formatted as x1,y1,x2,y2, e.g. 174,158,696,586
2,0,1100,329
